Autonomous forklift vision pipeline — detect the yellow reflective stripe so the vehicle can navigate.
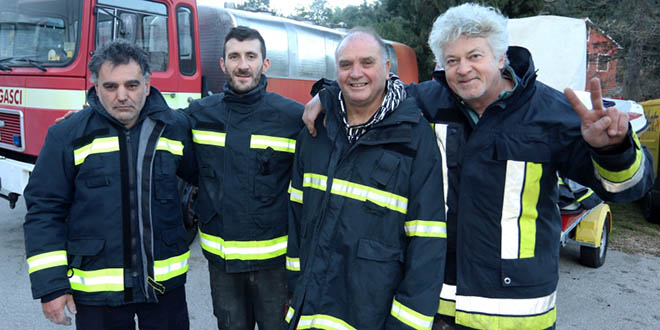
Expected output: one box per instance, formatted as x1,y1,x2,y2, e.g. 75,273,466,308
577,189,594,203
250,135,296,153
290,187,303,204
156,137,184,156
286,256,300,271
192,129,226,147
154,250,190,282
437,299,456,317
285,306,295,323
27,250,67,274
391,298,434,330
303,173,328,191
199,230,287,260
592,132,643,184
73,136,119,165
298,314,357,330
455,307,556,330
520,162,542,259
331,178,408,214
404,220,447,238
68,268,124,292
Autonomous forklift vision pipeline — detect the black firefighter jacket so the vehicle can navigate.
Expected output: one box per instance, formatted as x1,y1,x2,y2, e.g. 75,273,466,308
185,76,303,273
405,46,654,330
284,88,447,330
24,87,196,307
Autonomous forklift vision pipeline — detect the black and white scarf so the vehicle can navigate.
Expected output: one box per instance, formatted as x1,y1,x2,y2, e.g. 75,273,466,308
338,73,406,143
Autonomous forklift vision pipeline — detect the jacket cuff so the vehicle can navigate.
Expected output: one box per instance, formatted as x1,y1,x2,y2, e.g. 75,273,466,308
589,128,637,169
40,288,71,303
310,78,334,97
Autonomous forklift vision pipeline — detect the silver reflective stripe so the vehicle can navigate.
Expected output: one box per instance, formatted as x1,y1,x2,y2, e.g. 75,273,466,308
331,178,408,214
303,173,328,191
440,283,456,301
298,315,357,330
286,256,300,271
501,160,525,259
456,291,556,316
391,298,434,330
593,159,646,193
433,123,449,217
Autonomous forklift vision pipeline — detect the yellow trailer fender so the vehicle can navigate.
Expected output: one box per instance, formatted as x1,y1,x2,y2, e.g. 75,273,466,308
574,203,611,248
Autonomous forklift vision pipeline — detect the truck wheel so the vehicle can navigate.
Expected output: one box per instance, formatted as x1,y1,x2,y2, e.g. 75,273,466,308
579,216,609,268
643,192,660,224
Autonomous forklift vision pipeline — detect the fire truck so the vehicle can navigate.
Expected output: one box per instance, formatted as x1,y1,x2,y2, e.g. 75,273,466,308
0,0,419,208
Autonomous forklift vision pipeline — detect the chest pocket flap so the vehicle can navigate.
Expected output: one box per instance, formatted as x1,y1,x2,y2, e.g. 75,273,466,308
371,151,401,189
495,132,552,163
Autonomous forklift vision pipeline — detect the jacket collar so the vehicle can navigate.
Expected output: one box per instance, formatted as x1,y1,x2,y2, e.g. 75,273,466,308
86,86,175,128
222,75,267,113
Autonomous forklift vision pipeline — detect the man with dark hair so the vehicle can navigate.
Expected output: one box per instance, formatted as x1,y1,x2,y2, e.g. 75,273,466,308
284,27,446,329
185,26,303,330
24,39,196,330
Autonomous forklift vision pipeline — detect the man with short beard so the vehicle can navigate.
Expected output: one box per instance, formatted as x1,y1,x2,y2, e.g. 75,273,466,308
185,26,303,330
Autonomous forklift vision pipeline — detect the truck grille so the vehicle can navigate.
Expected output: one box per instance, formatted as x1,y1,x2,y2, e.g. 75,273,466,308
0,109,23,151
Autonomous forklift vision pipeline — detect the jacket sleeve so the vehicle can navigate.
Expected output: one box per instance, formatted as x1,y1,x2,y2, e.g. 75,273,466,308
386,119,447,330
286,128,306,296
176,111,198,185
23,127,75,300
560,120,654,202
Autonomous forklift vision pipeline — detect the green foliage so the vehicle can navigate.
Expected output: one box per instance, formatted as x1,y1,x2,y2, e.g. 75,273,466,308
237,0,270,11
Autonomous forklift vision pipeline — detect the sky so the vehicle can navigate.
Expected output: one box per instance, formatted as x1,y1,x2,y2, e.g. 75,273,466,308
235,0,375,16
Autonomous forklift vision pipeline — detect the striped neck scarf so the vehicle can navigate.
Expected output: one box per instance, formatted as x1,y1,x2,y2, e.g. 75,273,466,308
338,73,406,143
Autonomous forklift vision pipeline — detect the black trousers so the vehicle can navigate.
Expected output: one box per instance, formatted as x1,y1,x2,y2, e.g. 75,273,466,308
75,286,189,330
208,262,288,330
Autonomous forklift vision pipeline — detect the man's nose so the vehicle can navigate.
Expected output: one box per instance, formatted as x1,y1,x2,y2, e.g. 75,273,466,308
238,57,250,70
349,65,362,78
117,86,128,101
456,60,471,75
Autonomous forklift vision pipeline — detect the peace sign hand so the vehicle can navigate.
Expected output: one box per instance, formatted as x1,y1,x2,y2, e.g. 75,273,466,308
564,78,629,149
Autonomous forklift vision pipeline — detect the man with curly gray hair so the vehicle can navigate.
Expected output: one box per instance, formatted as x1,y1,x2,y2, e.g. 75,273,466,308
302,3,653,330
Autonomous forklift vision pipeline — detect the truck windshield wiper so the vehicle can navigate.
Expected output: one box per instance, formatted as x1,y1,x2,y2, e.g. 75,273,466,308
0,63,12,71
13,58,47,72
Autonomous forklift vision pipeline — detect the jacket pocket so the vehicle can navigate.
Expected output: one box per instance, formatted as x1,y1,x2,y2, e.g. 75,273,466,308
356,238,403,263
154,174,178,201
495,132,552,163
67,239,105,268
253,148,291,199
161,226,187,252
500,256,557,287
85,175,110,188
370,151,401,189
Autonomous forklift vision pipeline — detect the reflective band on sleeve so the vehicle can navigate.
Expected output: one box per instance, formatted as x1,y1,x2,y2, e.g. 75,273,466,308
576,189,594,203
285,306,295,323
199,230,287,261
298,314,357,330
27,250,67,274
391,298,434,330
456,291,556,316
192,129,226,147
73,137,119,165
331,178,408,214
156,137,184,156
456,307,556,330
68,268,124,292
290,187,303,204
404,220,447,238
250,135,296,153
303,173,328,191
154,250,190,282
286,256,300,271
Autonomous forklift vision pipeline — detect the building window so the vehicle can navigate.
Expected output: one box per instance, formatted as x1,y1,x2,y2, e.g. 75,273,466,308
596,54,610,72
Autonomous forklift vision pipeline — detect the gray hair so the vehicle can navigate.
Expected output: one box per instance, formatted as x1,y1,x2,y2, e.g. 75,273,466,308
89,39,151,83
335,27,389,68
428,3,509,68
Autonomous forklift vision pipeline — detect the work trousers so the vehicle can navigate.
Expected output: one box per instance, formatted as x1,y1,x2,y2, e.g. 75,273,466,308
208,261,288,330
74,285,189,330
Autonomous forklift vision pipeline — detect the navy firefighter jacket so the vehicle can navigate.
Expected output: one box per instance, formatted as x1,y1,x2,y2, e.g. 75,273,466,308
284,87,447,330
24,87,196,307
185,76,304,273
405,46,653,330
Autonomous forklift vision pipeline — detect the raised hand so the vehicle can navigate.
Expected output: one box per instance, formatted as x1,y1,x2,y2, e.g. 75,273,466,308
564,78,629,149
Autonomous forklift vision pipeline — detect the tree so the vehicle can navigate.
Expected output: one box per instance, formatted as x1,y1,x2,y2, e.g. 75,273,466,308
294,0,333,25
237,0,270,11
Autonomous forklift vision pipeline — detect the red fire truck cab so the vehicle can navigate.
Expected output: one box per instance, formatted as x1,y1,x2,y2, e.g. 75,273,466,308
0,0,419,208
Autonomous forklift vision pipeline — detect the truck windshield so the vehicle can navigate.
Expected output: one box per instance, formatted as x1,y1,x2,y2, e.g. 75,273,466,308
0,0,82,67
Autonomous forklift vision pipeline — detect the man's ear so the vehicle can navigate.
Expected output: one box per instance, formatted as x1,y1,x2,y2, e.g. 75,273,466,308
262,58,270,74
145,79,151,96
220,57,227,74
385,59,391,73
